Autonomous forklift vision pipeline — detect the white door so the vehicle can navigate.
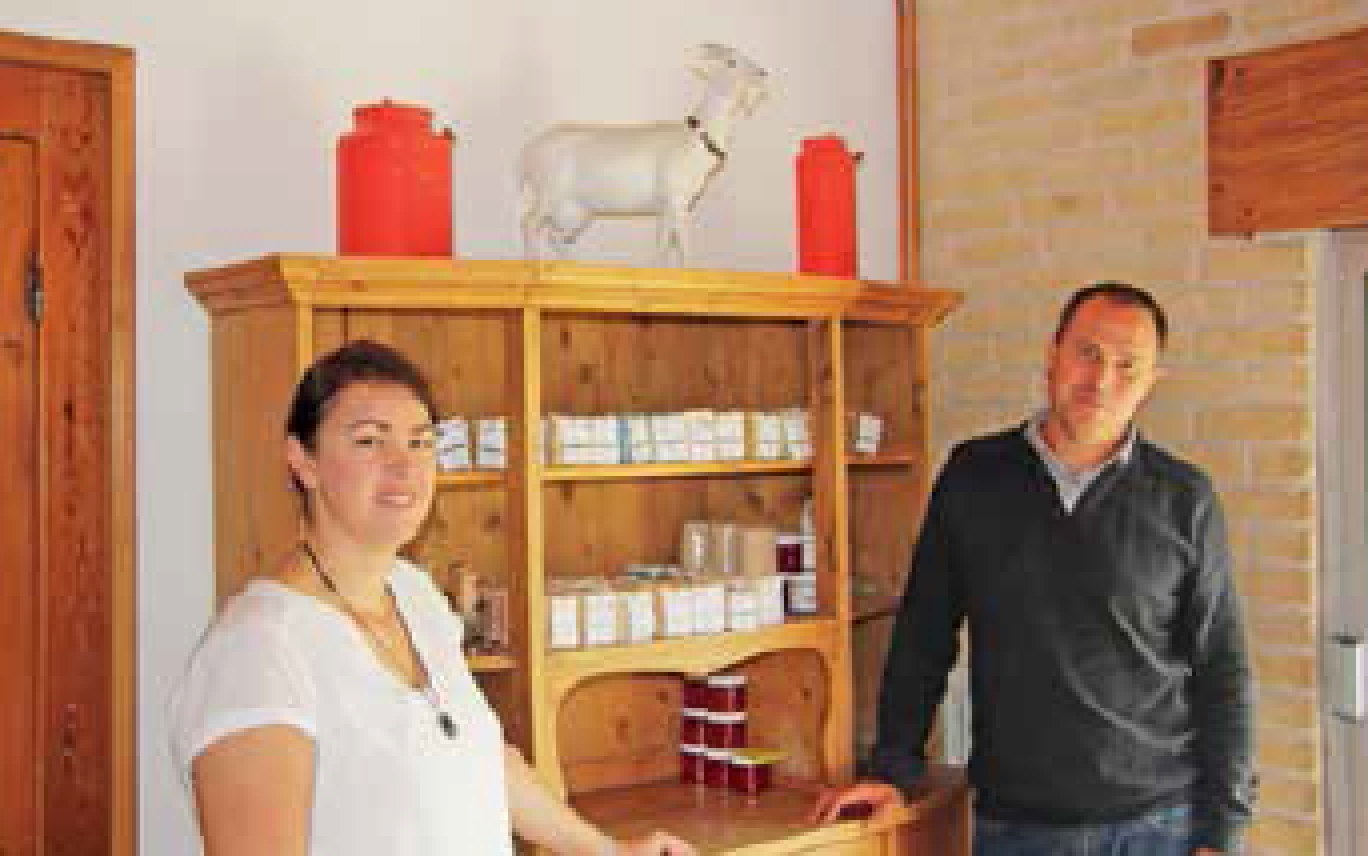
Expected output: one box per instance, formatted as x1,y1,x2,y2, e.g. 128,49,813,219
1315,228,1368,856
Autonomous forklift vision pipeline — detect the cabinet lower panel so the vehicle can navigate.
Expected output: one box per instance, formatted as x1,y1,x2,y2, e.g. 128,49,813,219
571,780,877,854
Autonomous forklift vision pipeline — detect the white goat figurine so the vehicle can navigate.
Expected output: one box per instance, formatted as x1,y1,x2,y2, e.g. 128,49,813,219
519,43,768,265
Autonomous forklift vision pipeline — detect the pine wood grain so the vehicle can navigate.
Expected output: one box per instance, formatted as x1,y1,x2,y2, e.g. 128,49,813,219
1209,27,1368,234
0,125,40,856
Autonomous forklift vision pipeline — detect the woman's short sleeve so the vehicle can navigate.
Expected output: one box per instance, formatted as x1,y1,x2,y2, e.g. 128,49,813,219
169,590,319,778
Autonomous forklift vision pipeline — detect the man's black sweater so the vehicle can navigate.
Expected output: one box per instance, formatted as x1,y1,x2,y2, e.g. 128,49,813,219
869,426,1255,851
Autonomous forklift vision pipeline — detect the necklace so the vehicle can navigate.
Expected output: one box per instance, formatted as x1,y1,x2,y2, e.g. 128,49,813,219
298,541,457,739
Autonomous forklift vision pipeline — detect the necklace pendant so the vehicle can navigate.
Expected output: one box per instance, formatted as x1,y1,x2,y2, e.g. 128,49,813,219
437,711,458,739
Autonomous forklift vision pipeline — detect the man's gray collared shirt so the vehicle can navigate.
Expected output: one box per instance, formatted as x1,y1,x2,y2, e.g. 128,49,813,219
1024,412,1135,512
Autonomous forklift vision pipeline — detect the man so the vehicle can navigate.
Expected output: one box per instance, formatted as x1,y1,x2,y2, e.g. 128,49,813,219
814,283,1255,854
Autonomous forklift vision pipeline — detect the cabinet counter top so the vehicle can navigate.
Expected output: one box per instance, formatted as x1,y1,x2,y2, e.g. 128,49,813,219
572,765,968,855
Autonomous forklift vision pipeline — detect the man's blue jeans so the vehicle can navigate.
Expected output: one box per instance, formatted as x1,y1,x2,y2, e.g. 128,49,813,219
973,805,1197,856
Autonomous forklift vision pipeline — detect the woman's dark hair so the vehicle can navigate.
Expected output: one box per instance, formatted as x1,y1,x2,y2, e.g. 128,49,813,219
1053,281,1168,349
286,339,438,494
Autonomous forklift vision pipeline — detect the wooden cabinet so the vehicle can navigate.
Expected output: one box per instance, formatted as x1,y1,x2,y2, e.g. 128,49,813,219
187,255,964,854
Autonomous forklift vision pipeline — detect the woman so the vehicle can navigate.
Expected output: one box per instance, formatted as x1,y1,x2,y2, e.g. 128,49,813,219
172,339,694,855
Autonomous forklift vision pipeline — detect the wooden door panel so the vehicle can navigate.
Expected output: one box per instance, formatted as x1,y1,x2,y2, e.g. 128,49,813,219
0,63,39,136
0,137,39,856
38,66,113,856
0,57,116,856
0,33,133,855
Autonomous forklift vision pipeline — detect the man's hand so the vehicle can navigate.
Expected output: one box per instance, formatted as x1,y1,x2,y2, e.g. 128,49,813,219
809,781,906,825
1194,850,1222,855
618,831,697,855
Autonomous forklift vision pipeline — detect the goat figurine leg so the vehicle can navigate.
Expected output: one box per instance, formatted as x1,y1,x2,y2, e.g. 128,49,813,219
655,202,688,268
521,192,587,260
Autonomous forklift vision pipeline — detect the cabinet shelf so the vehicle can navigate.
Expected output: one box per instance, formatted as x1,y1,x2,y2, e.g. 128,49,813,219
546,619,837,690
847,452,921,469
543,461,808,482
435,470,505,488
452,459,912,484
466,651,517,673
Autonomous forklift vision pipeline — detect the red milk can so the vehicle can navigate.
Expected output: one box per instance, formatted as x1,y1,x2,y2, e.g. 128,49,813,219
796,134,861,278
337,99,454,257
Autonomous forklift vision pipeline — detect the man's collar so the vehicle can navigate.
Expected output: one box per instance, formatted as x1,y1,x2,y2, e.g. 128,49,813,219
1026,409,1136,474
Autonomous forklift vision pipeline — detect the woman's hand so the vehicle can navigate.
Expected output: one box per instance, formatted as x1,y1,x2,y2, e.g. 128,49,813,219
617,830,698,855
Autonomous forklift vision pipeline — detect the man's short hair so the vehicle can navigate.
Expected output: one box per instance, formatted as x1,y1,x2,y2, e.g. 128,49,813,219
1054,281,1168,349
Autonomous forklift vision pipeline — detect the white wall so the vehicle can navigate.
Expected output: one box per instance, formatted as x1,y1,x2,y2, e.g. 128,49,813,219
7,3,897,852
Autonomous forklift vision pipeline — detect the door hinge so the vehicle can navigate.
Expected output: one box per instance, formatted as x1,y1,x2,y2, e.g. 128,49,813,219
26,257,43,324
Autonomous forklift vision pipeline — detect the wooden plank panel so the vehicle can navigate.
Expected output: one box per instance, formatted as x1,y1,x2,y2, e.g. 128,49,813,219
559,675,682,793
514,308,545,763
341,308,511,416
848,468,928,756
0,60,39,133
0,132,39,856
808,319,854,781
848,471,924,609
39,65,112,855
540,314,808,414
843,324,926,459
104,44,136,856
341,309,513,588
544,476,808,578
1209,27,1368,234
407,486,509,598
557,649,830,796
312,306,345,353
736,649,829,783
843,321,931,757
211,305,305,600
896,0,917,284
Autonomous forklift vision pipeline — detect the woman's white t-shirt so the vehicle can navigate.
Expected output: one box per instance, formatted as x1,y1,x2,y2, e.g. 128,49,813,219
170,561,513,855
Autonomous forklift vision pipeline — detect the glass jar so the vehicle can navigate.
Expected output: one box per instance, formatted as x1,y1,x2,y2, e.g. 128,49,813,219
680,708,707,745
728,754,775,795
705,673,748,712
775,534,803,576
682,676,710,709
785,571,818,616
679,744,705,785
679,521,710,574
703,711,748,750
702,748,732,788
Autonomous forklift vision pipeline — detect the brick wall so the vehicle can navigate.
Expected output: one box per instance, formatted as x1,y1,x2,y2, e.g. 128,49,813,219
917,2,1368,853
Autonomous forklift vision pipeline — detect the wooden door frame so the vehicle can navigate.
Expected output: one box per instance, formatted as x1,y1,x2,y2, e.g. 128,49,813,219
0,29,135,856
895,0,917,284
1312,228,1368,856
